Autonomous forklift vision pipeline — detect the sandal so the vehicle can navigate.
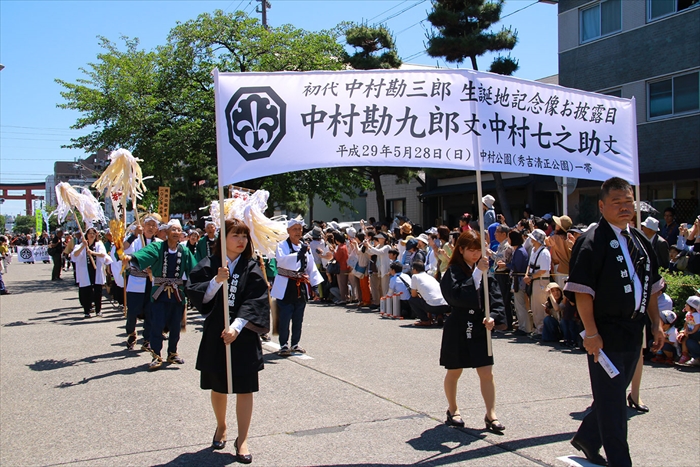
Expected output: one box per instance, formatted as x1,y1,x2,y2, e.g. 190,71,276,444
485,416,505,432
445,410,464,427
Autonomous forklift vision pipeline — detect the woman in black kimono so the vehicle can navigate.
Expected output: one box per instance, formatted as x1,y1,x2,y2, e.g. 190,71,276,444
440,230,506,432
186,219,270,463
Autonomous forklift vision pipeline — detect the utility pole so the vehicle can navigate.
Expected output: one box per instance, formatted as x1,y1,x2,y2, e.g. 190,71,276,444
257,0,271,29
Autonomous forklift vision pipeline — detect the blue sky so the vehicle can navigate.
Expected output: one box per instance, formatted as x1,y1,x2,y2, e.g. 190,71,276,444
0,0,558,216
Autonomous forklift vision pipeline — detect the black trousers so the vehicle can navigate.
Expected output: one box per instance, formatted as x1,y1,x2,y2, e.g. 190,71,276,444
51,255,62,280
78,284,103,314
576,345,640,467
408,296,449,321
494,271,513,329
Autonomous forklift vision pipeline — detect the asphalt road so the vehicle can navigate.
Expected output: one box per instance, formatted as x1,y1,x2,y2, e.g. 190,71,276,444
1,258,698,467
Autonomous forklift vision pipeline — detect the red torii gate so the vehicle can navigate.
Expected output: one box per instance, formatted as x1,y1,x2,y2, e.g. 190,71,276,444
0,182,45,215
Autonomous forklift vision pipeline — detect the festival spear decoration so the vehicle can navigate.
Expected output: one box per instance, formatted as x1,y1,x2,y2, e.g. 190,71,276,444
92,148,149,313
54,182,105,268
92,148,148,234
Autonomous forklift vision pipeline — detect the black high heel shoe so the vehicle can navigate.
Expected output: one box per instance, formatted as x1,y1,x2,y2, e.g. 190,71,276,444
211,428,226,450
627,394,649,413
445,410,465,427
234,437,252,464
484,416,505,432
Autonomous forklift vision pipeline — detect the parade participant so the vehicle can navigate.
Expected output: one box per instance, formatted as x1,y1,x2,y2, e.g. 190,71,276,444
122,215,161,351
108,243,125,312
124,219,197,370
196,221,218,262
440,230,505,432
48,229,65,280
156,223,169,241
564,177,664,467
270,219,323,357
184,229,200,256
71,227,111,318
186,219,270,461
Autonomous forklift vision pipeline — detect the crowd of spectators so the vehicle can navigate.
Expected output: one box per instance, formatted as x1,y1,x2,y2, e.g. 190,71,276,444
295,197,700,366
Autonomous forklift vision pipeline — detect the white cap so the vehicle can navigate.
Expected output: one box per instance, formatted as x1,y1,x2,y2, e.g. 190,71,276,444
482,194,495,209
346,227,357,238
641,216,659,232
287,218,305,229
167,219,183,230
417,233,430,245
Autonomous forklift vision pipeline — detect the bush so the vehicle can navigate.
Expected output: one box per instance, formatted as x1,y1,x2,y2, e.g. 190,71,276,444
660,270,700,327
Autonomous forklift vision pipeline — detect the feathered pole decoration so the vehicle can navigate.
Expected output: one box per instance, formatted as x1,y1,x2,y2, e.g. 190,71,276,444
92,148,148,242
208,189,288,257
54,182,96,268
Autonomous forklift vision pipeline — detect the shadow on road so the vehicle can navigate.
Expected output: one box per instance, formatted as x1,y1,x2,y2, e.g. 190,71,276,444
28,349,143,372
151,447,238,467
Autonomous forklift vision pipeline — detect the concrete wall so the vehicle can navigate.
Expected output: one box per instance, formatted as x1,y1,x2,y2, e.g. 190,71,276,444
365,174,423,225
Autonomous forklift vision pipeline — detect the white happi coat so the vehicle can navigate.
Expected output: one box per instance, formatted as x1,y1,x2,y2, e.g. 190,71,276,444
270,240,324,301
71,241,112,287
122,235,160,293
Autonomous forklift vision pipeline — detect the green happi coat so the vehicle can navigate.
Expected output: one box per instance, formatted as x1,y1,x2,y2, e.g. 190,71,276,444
195,235,218,263
131,241,197,301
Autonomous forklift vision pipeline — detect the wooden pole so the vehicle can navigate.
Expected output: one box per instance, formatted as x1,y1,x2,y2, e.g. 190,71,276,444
213,69,233,394
218,184,233,394
72,210,96,269
635,185,642,230
122,196,128,317
475,170,493,357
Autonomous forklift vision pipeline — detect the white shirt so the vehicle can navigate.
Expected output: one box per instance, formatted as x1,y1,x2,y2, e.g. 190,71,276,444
411,272,447,307
529,245,551,278
203,255,247,333
388,272,411,300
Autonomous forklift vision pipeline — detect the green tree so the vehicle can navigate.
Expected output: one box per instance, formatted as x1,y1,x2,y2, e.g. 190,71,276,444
12,215,35,235
341,23,415,223
0,214,5,234
342,23,402,70
57,10,352,216
426,0,519,224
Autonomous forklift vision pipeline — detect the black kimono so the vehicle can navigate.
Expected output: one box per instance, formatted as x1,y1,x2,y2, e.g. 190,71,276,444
439,264,505,369
187,255,270,394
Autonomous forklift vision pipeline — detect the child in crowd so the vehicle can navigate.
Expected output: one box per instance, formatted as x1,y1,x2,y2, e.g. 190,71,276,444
651,310,679,365
677,296,700,365
386,262,412,318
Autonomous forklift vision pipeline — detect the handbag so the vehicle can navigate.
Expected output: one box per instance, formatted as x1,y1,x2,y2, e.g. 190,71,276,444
326,259,340,275
352,263,367,279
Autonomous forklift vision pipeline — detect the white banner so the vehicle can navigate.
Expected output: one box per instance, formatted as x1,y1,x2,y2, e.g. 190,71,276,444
214,69,638,185
16,246,50,263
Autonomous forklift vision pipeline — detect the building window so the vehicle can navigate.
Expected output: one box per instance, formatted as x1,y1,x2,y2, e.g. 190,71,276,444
648,71,700,119
386,198,406,221
648,0,699,21
601,89,622,98
580,0,622,43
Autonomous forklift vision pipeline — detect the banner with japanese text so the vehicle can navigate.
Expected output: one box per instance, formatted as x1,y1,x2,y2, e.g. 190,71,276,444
17,246,50,263
214,69,638,185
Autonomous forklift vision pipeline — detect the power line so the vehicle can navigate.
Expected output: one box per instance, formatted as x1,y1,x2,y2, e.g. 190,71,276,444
396,19,425,35
367,0,409,23
376,0,427,24
1,125,79,132
501,1,539,19
403,50,427,62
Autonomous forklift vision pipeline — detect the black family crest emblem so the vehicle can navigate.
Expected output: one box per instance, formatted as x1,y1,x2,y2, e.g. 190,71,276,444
225,87,286,161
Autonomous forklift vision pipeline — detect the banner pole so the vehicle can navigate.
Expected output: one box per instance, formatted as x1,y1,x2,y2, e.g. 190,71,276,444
475,169,493,357
635,185,642,230
213,68,233,394
562,176,568,217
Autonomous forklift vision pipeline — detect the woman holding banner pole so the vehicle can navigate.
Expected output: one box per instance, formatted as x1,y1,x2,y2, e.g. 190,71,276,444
186,219,270,462
439,230,506,432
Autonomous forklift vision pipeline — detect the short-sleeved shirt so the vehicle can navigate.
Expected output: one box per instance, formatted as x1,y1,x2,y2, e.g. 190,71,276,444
529,246,551,277
411,272,447,307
